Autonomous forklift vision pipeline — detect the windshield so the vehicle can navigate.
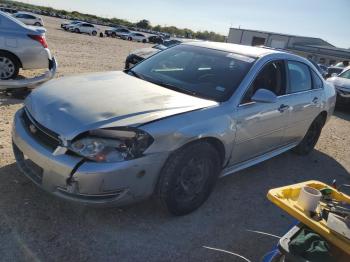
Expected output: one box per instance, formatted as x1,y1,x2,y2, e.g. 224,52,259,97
129,44,255,101
339,69,350,79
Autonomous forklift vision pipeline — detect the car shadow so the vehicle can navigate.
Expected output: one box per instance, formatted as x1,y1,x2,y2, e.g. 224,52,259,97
0,94,25,106
0,150,349,262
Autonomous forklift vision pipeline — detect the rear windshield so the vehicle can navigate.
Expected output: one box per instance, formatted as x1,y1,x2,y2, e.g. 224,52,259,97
129,44,255,101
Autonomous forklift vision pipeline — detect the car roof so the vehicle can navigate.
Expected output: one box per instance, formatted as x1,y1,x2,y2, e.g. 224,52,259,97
183,41,283,58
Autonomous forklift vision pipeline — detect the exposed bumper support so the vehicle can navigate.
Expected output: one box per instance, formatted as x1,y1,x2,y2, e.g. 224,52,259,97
0,57,57,90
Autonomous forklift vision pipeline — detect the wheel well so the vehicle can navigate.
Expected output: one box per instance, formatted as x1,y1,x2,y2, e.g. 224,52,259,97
0,49,22,68
181,138,226,166
318,111,328,126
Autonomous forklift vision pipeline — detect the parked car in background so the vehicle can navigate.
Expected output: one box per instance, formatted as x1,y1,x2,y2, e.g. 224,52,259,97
0,11,56,89
335,61,349,68
70,22,100,36
105,27,128,37
108,28,131,38
148,35,164,44
61,20,82,30
124,39,192,69
326,66,344,78
124,32,148,42
12,42,335,215
12,12,43,26
327,66,350,104
0,7,18,14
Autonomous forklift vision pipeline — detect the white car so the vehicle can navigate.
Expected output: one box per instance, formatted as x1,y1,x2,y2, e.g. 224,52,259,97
327,66,350,104
70,23,100,36
126,32,148,43
61,20,82,30
12,12,43,26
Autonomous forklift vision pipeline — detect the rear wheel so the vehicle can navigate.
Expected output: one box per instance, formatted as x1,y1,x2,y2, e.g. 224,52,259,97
92,31,97,36
293,116,324,155
34,22,41,26
0,51,20,80
74,28,80,33
157,142,221,216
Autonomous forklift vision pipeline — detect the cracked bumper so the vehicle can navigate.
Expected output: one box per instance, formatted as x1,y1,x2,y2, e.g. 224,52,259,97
12,109,167,206
0,57,57,90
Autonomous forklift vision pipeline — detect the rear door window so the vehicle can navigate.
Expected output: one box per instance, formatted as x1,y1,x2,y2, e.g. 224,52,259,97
287,61,312,94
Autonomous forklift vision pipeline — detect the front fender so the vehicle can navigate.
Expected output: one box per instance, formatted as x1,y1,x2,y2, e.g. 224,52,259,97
142,105,236,165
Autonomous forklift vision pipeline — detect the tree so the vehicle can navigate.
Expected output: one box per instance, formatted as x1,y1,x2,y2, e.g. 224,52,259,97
136,19,151,29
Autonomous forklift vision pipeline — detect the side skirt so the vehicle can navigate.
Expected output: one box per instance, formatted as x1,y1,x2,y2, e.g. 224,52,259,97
220,142,299,177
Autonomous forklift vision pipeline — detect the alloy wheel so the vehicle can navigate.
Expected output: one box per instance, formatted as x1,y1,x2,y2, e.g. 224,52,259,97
0,56,16,79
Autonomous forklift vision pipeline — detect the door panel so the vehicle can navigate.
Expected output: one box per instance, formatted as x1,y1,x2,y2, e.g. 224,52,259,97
230,96,290,164
283,89,323,143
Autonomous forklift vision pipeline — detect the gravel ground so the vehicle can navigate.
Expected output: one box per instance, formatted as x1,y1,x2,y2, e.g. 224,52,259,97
0,16,350,262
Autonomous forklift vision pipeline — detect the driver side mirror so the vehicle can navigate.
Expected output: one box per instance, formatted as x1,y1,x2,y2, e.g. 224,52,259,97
251,89,277,103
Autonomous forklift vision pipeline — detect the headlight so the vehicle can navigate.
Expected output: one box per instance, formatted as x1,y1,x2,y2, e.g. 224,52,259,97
69,128,154,163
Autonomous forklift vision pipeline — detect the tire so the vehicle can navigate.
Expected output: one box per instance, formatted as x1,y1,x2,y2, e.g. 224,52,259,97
92,31,97,36
142,39,146,43
157,142,221,216
34,22,41,26
0,51,20,80
74,28,80,33
292,116,324,155
111,32,117,38
128,37,132,41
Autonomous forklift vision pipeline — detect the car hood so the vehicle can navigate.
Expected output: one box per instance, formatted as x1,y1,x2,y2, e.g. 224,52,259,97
25,71,217,140
327,77,350,89
131,47,160,59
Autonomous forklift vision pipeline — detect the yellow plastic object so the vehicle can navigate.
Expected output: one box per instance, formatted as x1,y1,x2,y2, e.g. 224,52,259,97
267,180,350,255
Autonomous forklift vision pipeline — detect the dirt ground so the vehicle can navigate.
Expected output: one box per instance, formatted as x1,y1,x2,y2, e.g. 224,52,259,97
0,16,349,262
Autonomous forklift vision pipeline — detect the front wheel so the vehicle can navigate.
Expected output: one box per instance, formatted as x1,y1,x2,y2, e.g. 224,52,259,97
0,51,20,80
74,28,80,33
157,142,221,216
293,116,324,155
91,31,97,36
34,22,41,26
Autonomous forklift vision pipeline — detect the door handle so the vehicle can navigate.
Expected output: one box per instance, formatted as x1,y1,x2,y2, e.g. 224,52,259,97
312,97,319,104
278,104,289,113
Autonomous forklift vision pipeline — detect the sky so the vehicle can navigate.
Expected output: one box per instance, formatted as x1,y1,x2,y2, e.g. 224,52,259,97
22,0,350,48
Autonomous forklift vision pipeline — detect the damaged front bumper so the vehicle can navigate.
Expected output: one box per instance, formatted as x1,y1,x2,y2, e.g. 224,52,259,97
0,57,57,91
12,108,167,206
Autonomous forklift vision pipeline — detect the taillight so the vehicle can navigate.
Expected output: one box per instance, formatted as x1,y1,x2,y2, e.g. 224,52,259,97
28,34,48,48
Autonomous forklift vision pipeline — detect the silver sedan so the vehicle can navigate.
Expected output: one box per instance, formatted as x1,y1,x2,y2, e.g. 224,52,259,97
12,42,336,215
0,11,56,89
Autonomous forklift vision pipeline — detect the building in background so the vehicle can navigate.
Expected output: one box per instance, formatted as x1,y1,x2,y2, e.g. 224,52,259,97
227,28,350,66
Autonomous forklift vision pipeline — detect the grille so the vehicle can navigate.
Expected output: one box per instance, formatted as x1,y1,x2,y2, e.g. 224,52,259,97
22,109,61,150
